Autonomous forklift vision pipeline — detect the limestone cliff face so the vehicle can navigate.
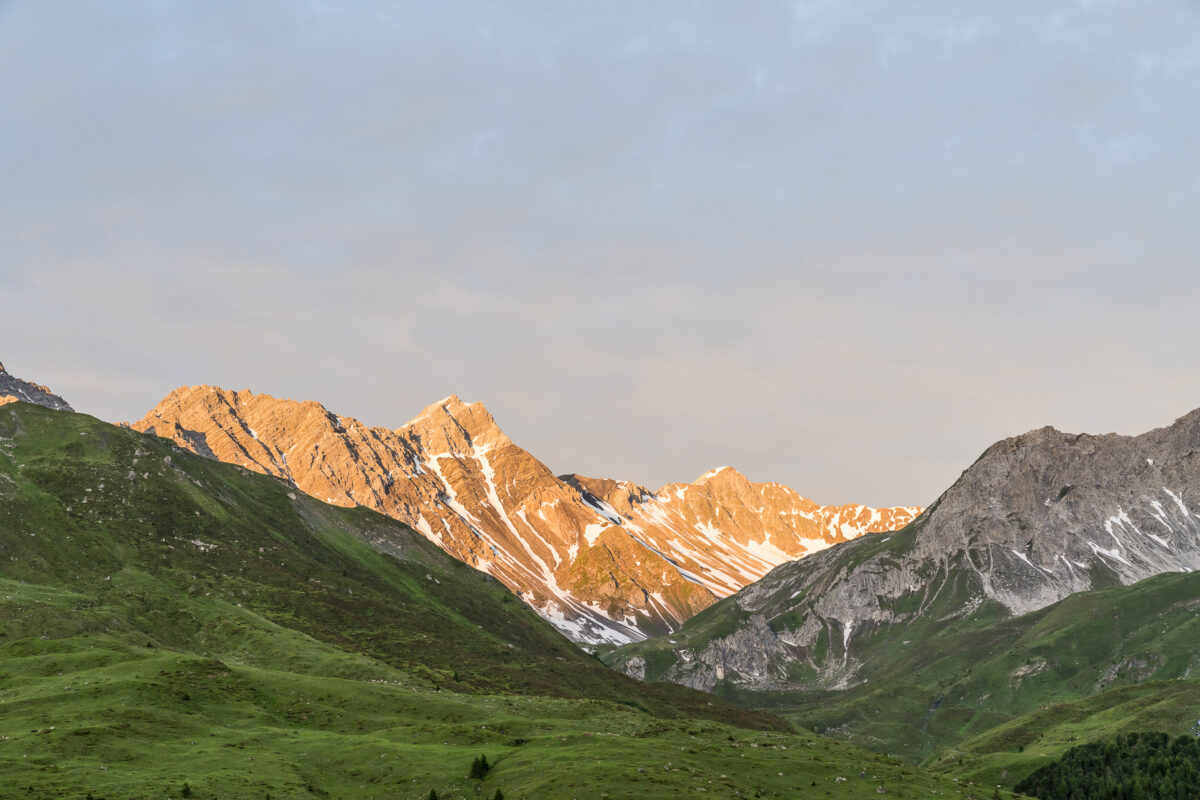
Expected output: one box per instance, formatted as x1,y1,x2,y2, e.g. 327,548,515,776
0,362,73,412
609,408,1200,691
134,386,918,643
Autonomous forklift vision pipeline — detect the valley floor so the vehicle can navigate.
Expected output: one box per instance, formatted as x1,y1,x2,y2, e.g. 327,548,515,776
0,631,1010,800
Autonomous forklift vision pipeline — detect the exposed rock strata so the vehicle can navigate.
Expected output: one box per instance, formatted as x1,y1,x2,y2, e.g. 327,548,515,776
0,362,73,412
134,385,918,643
609,409,1200,689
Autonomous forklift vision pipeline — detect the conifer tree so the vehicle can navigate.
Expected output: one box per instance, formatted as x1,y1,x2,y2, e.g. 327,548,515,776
469,755,491,780
1015,731,1200,799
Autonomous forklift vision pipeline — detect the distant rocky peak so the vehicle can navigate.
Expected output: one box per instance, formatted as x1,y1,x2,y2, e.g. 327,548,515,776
0,361,73,412
561,474,654,517
400,394,507,453
691,465,755,492
694,465,740,483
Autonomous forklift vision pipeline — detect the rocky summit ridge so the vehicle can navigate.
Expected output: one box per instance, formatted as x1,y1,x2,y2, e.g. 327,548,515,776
133,385,919,644
0,361,73,412
609,406,1200,691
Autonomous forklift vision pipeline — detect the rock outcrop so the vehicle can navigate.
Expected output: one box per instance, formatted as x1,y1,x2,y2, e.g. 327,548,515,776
0,361,73,412
608,408,1200,690
564,467,919,598
134,386,918,643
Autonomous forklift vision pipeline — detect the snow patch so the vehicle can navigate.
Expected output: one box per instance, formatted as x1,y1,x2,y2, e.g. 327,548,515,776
743,533,813,565
1166,488,1191,517
426,455,480,524
1087,541,1132,566
584,523,606,547
579,492,624,525
1145,501,1175,546
414,515,434,539
472,444,527,545
698,466,732,481
1009,549,1050,575
1106,507,1168,548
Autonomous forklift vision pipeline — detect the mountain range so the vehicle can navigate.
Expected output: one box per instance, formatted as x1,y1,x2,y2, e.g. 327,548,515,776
0,376,991,799
10,360,1200,794
131,385,919,643
605,406,1200,787
608,409,1200,690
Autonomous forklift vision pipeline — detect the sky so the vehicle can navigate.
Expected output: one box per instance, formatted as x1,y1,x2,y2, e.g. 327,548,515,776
3,1,1200,508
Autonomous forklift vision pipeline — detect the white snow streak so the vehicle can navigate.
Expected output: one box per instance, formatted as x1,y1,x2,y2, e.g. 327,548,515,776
584,523,606,547
1166,489,1191,517
1087,541,1132,566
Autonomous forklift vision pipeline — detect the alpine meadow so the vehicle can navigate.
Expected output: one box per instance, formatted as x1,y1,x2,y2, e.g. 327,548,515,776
5,3,1200,799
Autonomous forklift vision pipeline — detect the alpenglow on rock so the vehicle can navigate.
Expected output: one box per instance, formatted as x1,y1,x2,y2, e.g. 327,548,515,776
133,385,919,644
0,361,73,412
607,407,1200,691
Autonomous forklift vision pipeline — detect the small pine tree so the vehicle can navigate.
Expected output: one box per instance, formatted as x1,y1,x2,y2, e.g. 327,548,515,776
427,791,438,800
492,790,504,800
468,755,490,779
181,781,194,798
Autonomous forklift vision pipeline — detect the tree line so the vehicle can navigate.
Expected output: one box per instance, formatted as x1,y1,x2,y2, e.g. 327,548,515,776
1016,731,1200,800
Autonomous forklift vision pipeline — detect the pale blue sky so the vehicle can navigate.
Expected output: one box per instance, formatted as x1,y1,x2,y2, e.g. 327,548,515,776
3,1,1200,506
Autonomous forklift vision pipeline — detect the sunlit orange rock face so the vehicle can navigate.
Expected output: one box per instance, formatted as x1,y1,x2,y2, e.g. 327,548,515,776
134,386,920,643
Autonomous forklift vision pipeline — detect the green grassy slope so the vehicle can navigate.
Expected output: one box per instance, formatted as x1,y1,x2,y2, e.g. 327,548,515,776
611,519,1200,788
767,570,1200,765
0,404,1000,799
0,402,775,717
927,679,1200,789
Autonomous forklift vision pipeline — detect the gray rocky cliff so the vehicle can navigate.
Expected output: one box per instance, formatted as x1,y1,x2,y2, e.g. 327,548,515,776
0,362,73,412
611,408,1200,692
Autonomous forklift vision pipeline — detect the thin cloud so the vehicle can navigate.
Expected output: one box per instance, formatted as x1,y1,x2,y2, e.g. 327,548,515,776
3,1,1200,506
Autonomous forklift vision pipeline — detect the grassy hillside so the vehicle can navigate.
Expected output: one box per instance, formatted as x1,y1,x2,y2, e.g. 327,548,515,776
928,680,1200,789
755,569,1200,764
0,404,1000,799
611,517,1200,790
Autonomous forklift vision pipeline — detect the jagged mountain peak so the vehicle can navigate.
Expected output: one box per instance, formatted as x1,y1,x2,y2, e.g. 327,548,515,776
410,393,472,419
965,409,1200,471
692,465,750,487
149,384,331,418
134,383,921,644
1170,405,1200,431
609,403,1200,697
674,466,804,512
400,393,505,451
0,361,73,412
